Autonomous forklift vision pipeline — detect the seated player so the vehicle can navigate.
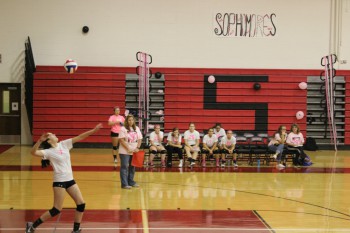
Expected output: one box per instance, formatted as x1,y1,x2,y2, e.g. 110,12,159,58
201,128,220,167
220,130,238,167
184,122,201,167
148,125,167,167
166,127,183,167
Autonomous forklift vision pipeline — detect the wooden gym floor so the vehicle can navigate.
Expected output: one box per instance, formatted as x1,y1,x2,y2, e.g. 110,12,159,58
1,145,350,232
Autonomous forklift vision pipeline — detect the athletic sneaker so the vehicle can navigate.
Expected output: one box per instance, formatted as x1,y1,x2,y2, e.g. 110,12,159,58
233,163,238,167
71,230,81,233
221,163,225,167
272,153,278,160
178,159,183,167
132,183,140,188
114,158,118,163
25,222,35,233
189,161,195,167
277,163,285,168
122,186,132,189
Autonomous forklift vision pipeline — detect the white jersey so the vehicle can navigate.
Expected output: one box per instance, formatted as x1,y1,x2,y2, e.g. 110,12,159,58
214,128,226,139
184,130,200,145
42,139,73,182
286,132,304,146
220,136,236,147
203,134,218,147
150,131,164,146
167,133,182,145
119,126,143,155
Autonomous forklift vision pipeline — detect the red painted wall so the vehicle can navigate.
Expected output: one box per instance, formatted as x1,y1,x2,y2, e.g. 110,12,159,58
33,66,350,145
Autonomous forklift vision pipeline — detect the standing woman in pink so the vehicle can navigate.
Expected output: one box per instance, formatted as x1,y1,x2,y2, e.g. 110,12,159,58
108,106,125,164
118,114,143,189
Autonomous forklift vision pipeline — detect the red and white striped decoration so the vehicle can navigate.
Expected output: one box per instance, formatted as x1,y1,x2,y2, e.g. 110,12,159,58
137,52,151,135
321,54,338,150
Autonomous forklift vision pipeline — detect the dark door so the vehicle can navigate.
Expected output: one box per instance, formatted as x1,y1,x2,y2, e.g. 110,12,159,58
0,83,21,144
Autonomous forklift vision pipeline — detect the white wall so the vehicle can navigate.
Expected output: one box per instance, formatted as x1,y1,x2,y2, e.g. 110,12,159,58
1,0,349,79
0,0,349,144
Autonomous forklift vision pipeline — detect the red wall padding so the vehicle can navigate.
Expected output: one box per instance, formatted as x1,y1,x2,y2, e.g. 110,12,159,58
164,74,307,135
33,66,350,145
33,71,125,143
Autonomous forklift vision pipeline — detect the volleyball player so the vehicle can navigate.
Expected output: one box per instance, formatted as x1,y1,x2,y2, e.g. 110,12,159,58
148,125,167,167
25,123,102,233
220,130,238,167
184,123,200,167
201,128,219,167
108,106,125,163
166,127,183,167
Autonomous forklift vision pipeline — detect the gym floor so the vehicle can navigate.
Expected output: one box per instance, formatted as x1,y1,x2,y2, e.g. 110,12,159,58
1,146,350,232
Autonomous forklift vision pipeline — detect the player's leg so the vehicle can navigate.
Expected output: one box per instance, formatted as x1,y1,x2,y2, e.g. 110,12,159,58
159,145,167,167
111,132,119,163
232,147,238,167
176,146,184,167
201,148,208,167
26,185,66,232
221,148,227,167
67,182,85,233
149,145,157,167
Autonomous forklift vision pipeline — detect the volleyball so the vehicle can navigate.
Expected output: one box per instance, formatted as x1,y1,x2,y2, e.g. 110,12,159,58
208,75,215,83
299,82,307,90
64,59,78,74
296,111,304,120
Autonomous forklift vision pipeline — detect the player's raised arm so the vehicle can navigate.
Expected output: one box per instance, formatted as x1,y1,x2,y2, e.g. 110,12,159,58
31,133,49,157
72,123,102,144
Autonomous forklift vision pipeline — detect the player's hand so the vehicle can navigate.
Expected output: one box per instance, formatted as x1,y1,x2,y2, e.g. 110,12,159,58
39,133,49,142
95,123,103,131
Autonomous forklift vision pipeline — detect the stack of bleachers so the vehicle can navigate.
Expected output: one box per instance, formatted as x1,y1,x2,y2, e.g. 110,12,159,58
32,66,126,145
164,73,307,136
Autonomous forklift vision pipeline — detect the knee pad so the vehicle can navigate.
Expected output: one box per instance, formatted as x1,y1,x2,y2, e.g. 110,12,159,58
160,150,167,154
113,145,118,150
49,207,61,217
76,203,86,212
151,150,157,155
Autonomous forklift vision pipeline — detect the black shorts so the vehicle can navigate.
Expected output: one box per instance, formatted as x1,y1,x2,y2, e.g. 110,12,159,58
202,147,220,154
221,148,236,154
111,132,119,137
53,180,76,189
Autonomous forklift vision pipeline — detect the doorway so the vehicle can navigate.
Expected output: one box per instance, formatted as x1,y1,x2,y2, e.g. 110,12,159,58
0,83,21,144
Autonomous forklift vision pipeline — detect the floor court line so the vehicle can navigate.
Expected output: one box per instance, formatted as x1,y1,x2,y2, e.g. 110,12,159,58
2,227,350,231
252,210,275,233
140,188,150,233
3,165,350,173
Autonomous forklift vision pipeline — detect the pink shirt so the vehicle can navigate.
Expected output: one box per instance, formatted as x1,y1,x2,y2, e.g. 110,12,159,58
268,133,282,146
167,133,182,145
286,132,304,146
203,134,218,147
109,115,125,133
118,126,143,155
150,131,164,146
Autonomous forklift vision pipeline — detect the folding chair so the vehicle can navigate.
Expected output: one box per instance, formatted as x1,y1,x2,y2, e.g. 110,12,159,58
249,136,266,166
235,136,251,165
